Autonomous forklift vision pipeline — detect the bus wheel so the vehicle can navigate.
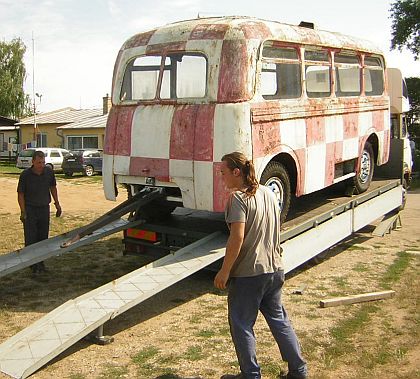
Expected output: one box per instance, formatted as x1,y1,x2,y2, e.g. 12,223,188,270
354,141,374,194
260,162,291,223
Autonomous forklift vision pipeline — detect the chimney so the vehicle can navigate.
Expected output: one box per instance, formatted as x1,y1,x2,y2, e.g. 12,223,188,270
103,94,112,115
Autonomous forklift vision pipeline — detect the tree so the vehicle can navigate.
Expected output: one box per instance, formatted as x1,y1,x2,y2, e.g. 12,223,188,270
406,77,420,137
389,0,420,59
0,38,32,119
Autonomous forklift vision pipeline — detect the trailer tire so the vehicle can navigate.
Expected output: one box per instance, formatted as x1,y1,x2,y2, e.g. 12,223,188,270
260,162,291,223
353,141,374,194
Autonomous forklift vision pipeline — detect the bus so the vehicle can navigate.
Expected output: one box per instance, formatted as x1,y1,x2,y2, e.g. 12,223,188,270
103,16,390,221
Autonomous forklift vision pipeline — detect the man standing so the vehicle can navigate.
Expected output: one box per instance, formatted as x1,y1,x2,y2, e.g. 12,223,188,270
215,152,307,379
17,150,62,273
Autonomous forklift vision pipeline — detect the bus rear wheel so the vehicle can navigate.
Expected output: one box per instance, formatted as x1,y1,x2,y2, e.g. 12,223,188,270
260,162,291,223
353,141,374,194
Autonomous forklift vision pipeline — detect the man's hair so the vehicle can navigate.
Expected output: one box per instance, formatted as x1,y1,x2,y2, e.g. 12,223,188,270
32,150,45,160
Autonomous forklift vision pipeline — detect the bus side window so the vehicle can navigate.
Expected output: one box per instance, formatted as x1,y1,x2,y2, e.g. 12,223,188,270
364,56,384,96
261,45,301,100
334,53,361,97
304,50,331,98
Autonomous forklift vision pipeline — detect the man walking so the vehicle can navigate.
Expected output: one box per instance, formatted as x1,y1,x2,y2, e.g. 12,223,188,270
17,150,62,273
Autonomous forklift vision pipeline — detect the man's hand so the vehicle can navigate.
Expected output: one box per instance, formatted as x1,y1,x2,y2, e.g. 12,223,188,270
20,211,26,223
214,268,230,290
55,203,62,217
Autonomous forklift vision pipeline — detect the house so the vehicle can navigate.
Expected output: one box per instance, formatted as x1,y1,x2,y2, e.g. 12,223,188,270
0,116,19,159
57,96,111,150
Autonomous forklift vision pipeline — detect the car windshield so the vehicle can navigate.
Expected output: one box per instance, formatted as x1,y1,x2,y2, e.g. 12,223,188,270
19,150,35,157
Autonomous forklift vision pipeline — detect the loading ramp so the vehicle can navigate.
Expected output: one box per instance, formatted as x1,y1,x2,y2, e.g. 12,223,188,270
0,188,164,279
0,179,404,378
0,232,226,379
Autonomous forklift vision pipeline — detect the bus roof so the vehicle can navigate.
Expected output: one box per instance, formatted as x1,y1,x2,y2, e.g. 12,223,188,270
122,16,383,55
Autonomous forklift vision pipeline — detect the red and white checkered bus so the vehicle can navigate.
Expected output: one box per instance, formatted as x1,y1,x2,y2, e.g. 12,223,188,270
103,16,390,221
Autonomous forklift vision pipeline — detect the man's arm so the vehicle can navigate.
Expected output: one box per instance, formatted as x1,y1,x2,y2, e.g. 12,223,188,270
18,192,26,222
214,222,245,290
50,186,62,217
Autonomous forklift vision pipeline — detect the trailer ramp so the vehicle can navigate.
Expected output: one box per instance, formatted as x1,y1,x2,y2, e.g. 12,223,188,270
0,188,163,279
0,232,226,379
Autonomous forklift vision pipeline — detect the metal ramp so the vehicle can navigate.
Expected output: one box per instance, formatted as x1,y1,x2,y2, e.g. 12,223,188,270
0,188,163,279
0,232,226,379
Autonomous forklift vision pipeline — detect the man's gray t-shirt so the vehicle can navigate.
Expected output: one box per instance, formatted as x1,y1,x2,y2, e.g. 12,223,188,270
225,185,283,277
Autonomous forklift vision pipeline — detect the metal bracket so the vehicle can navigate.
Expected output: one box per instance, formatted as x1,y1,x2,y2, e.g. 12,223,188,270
84,325,114,346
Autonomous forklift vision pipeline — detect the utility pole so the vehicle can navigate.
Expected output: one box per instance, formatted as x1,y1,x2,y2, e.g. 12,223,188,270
32,32,37,145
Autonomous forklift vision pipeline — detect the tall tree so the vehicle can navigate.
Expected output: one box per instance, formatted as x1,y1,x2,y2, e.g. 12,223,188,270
406,77,420,136
0,38,32,119
389,0,420,60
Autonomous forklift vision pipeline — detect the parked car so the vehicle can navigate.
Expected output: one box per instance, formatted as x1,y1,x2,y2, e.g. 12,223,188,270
16,147,70,171
62,149,103,177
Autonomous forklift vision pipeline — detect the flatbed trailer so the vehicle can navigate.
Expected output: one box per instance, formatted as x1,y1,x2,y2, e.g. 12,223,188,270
0,178,404,378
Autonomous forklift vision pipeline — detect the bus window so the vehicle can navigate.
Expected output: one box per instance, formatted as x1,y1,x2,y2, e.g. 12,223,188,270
122,56,161,101
121,53,207,102
334,53,361,97
305,50,331,98
161,54,207,99
261,46,301,99
364,56,384,96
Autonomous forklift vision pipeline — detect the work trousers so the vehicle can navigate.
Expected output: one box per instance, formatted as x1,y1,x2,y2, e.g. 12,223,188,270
24,205,50,271
228,270,307,379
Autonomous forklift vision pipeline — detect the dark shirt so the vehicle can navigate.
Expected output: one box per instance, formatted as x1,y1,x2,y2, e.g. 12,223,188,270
17,166,57,207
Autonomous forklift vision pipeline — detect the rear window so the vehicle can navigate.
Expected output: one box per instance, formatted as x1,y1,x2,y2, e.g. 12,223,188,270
121,53,207,102
19,149,35,157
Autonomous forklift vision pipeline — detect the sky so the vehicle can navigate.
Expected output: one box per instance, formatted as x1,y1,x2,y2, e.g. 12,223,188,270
1,0,419,113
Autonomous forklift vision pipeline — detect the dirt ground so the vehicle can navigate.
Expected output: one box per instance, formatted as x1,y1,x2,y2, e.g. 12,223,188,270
0,175,418,379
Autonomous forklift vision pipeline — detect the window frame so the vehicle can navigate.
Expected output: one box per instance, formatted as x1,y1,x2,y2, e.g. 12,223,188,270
333,52,362,97
304,48,332,99
260,43,303,100
120,52,208,103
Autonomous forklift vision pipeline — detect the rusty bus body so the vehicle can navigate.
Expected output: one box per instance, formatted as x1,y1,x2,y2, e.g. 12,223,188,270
103,16,390,221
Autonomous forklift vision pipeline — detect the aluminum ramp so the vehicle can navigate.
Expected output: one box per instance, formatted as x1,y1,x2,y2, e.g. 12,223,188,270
0,188,163,278
0,232,226,379
0,218,144,279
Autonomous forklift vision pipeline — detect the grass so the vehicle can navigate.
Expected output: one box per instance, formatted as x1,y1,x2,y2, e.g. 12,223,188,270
184,345,204,361
380,251,412,289
132,346,160,365
97,364,129,379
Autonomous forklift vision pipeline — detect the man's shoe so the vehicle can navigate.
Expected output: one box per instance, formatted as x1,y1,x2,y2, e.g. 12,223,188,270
220,374,244,379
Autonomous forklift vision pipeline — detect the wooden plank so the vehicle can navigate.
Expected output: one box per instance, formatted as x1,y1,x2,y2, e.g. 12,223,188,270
319,290,395,308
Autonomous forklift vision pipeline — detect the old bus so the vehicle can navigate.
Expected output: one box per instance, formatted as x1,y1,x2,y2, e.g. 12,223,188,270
103,16,390,221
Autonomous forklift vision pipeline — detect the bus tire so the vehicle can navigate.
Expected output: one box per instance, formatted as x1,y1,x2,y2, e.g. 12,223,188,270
260,162,291,223
354,141,374,194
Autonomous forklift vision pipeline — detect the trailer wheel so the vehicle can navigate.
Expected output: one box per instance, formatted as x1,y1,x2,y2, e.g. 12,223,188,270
353,142,374,194
260,162,291,223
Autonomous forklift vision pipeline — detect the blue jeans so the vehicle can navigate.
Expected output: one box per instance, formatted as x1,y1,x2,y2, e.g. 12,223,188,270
228,270,307,379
